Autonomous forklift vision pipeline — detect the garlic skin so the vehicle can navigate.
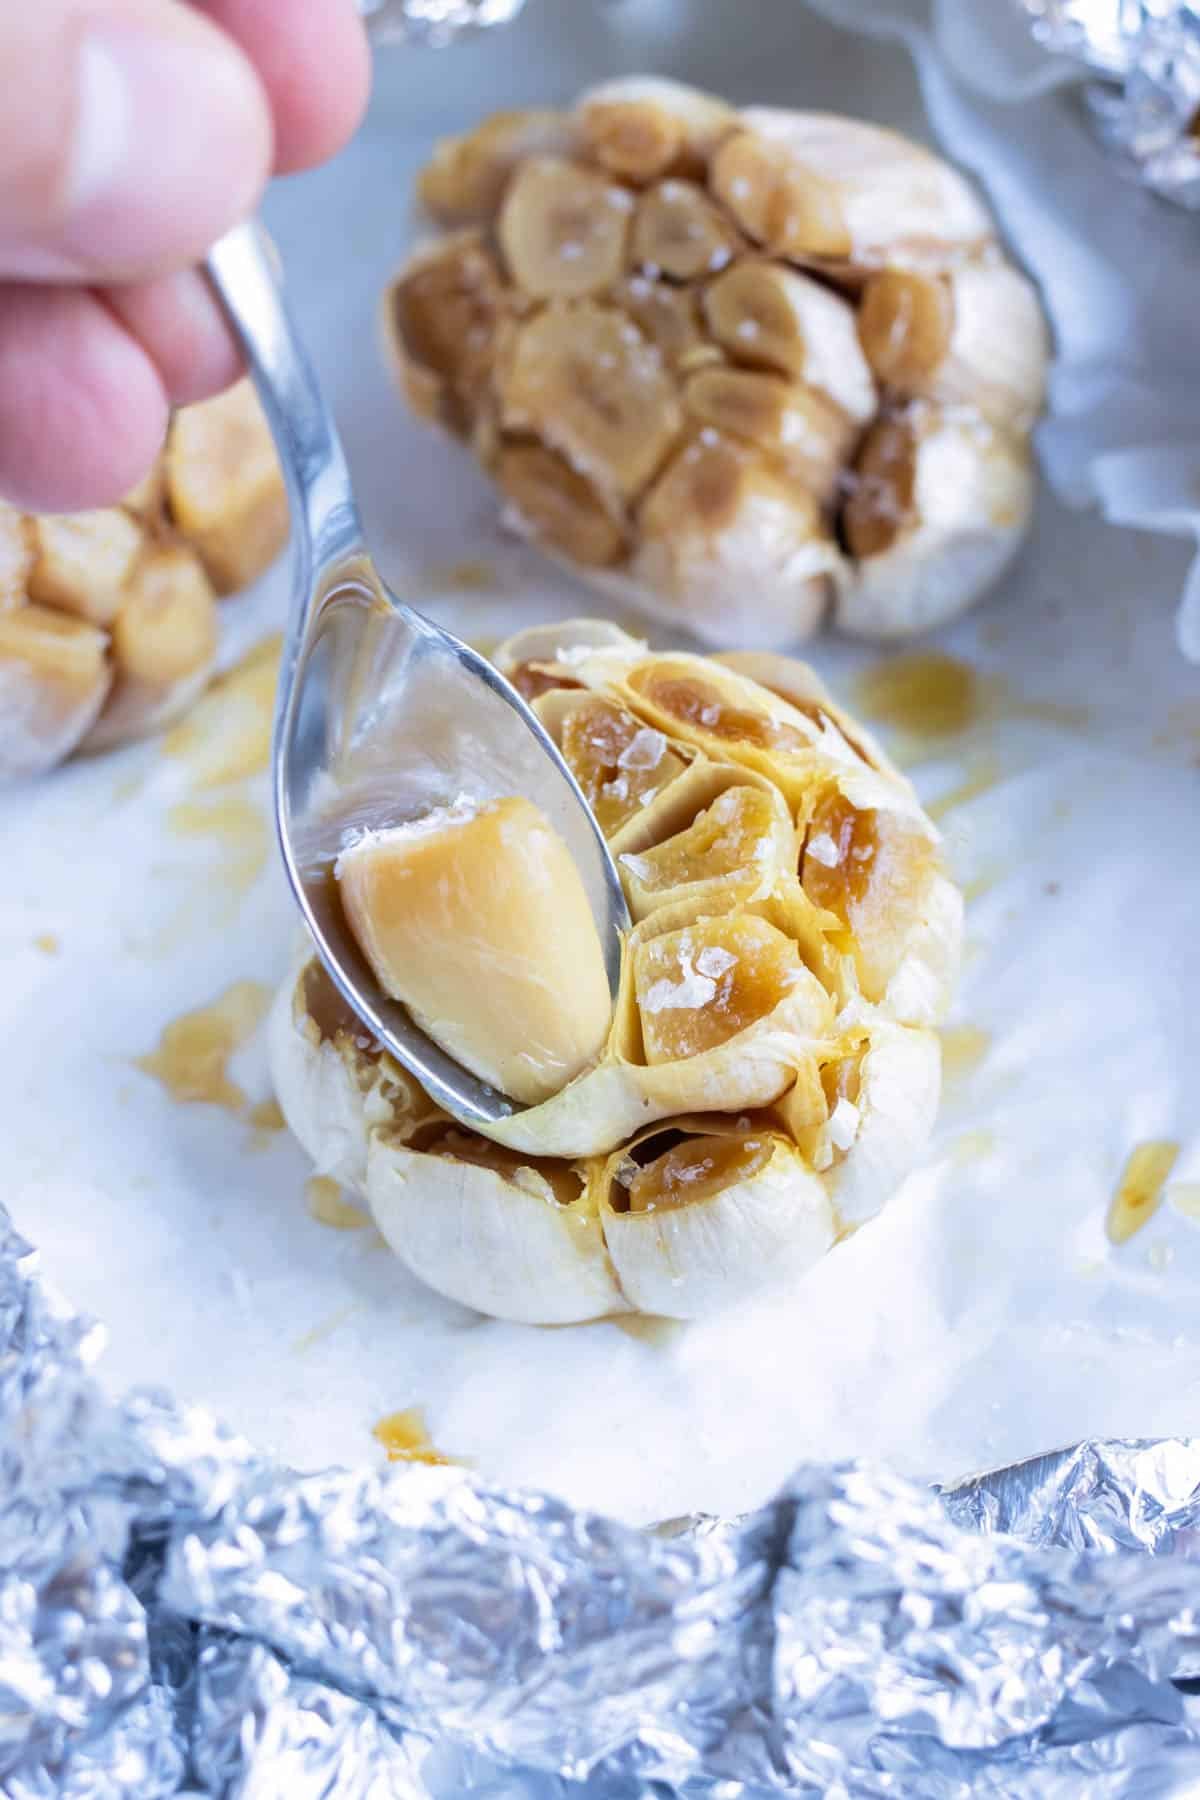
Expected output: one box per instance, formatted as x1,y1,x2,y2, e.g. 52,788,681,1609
836,406,1035,639
0,380,286,780
367,1133,628,1325
271,623,963,1324
384,83,1048,646
600,1128,835,1319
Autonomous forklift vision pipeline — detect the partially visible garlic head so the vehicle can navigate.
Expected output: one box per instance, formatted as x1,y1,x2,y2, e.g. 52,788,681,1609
0,380,287,779
383,80,1048,648
271,621,962,1324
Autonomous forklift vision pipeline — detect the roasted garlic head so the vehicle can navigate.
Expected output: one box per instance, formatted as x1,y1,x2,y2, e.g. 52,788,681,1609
383,80,1048,648
270,620,962,1324
0,380,287,779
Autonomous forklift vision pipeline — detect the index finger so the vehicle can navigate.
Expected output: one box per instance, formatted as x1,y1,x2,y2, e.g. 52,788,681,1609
195,0,371,175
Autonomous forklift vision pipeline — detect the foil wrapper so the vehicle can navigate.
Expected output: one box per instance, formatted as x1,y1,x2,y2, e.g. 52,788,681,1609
7,1206,1200,1797
359,0,528,48
1019,0,1200,203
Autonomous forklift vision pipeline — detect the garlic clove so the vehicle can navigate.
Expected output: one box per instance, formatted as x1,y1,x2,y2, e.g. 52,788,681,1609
600,1123,834,1318
629,433,840,648
336,797,613,1107
858,263,1049,431
702,259,876,424
26,509,143,627
367,1127,625,1324
497,156,634,300
823,1023,941,1227
495,301,682,507
82,544,219,752
0,603,111,779
630,178,741,280
383,231,510,438
837,404,1034,638
711,109,995,271
165,380,287,595
576,76,737,182
419,108,577,224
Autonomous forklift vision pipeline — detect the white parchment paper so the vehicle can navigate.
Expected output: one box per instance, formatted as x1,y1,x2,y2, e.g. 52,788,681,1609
3,0,1198,1528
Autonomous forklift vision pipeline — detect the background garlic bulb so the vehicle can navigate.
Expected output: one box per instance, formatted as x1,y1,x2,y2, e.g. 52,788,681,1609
270,620,963,1324
0,380,287,780
384,79,1049,648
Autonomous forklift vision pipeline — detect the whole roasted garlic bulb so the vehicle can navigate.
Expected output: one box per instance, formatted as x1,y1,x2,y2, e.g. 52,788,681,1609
383,80,1049,648
270,620,963,1323
0,380,287,780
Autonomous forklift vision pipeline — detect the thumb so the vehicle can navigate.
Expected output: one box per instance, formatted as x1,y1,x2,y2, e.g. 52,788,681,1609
0,0,273,285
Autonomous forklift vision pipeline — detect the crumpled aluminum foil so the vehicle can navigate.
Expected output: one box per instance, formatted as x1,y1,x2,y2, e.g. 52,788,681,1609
358,0,528,49
7,1205,1200,1799
1018,0,1200,203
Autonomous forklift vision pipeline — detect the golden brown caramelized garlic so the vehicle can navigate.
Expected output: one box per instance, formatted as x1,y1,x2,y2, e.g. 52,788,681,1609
384,82,1047,646
272,622,962,1324
0,379,286,780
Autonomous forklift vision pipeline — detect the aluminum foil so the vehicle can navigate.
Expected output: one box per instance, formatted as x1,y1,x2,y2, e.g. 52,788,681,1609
8,1205,1200,1798
1018,0,1200,203
359,0,528,48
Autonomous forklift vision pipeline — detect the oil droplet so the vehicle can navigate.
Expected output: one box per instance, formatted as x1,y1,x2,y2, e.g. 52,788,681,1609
1105,1140,1180,1245
946,1128,996,1166
940,1025,991,1085
136,980,272,1110
1168,1182,1200,1222
163,634,280,788
306,1176,370,1230
1147,1242,1175,1273
32,932,59,954
611,1313,686,1348
926,753,1003,822
167,792,269,899
372,1406,457,1466
249,1097,285,1133
853,653,1089,753
853,653,980,738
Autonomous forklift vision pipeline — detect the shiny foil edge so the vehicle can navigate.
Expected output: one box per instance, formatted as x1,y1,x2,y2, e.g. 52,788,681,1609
7,1205,1200,1796
1017,0,1200,205
358,0,528,48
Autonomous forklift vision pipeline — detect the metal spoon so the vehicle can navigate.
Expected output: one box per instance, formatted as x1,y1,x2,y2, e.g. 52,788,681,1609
205,220,629,1130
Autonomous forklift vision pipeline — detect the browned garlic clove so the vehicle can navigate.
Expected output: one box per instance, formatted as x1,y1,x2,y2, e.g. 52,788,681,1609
419,108,577,224
497,156,634,300
165,380,288,595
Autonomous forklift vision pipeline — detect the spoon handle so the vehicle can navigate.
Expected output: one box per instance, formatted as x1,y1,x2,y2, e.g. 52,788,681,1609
205,221,364,604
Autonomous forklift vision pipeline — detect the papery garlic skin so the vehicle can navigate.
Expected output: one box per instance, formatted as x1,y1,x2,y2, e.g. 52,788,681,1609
271,623,962,1325
384,82,1048,647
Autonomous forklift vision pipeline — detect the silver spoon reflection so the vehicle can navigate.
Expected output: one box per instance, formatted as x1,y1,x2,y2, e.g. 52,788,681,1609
205,221,629,1130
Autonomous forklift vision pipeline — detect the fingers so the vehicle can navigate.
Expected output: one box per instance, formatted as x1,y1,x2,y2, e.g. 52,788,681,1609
196,0,371,174
104,270,244,409
0,0,272,285
0,0,370,514
0,285,169,512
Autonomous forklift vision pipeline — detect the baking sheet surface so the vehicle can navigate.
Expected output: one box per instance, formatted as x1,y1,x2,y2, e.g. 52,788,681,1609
3,0,1198,1527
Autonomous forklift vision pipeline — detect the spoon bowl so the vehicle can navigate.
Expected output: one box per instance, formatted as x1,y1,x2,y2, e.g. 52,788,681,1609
206,222,629,1130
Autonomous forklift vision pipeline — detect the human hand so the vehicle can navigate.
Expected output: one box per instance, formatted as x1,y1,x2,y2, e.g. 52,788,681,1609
0,0,370,513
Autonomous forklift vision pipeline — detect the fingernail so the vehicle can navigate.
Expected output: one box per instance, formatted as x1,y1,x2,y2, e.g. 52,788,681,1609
65,20,272,273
